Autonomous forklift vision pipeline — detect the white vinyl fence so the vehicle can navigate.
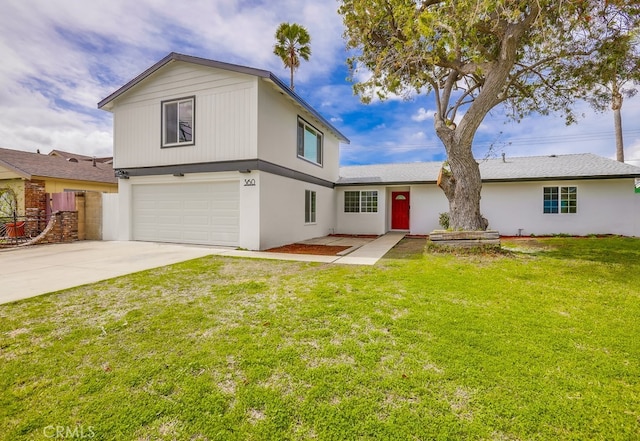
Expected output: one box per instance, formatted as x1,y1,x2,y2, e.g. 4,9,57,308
101,193,120,240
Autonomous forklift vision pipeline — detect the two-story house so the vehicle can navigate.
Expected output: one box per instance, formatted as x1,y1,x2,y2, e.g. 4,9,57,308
99,53,349,250
100,53,640,248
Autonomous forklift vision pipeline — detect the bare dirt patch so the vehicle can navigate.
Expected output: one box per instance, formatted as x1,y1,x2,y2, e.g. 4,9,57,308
265,243,351,256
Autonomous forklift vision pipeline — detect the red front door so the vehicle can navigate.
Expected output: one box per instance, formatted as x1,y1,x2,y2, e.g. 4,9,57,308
391,192,410,230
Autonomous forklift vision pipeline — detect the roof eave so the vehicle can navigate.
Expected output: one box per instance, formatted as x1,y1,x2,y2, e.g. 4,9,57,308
336,180,435,186
31,175,118,185
263,75,350,144
335,174,640,186
0,158,31,180
99,53,278,110
482,174,640,183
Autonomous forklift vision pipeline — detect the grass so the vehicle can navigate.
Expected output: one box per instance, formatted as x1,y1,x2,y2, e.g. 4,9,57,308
1,237,639,440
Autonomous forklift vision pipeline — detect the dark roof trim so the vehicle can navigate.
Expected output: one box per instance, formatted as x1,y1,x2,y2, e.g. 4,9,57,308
482,174,640,183
335,174,640,186
98,52,349,143
116,158,335,189
336,180,435,187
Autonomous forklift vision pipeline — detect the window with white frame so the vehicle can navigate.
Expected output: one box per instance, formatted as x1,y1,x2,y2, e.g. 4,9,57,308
297,118,323,165
543,186,577,214
305,190,316,223
162,97,194,147
344,190,378,213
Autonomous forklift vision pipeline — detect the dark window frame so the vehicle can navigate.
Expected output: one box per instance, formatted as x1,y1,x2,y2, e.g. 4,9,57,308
305,190,317,224
344,190,378,213
297,117,323,166
161,96,195,148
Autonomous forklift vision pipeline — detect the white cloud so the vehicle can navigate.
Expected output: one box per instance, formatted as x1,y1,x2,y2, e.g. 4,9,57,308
1,0,639,168
0,0,349,155
411,108,434,122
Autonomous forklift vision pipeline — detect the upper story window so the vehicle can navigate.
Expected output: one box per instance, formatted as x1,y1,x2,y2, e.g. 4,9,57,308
543,186,577,214
297,117,323,166
162,97,195,148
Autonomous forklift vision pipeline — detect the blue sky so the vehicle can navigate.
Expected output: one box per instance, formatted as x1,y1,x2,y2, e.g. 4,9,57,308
1,0,639,166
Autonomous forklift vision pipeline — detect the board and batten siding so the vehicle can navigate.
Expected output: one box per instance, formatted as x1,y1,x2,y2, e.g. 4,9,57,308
112,62,258,169
257,82,341,183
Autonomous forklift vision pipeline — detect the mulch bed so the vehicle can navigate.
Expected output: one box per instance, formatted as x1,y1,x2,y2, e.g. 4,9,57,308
265,243,352,256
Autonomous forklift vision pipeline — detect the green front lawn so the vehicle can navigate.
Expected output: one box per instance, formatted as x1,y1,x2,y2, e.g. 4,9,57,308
1,237,639,440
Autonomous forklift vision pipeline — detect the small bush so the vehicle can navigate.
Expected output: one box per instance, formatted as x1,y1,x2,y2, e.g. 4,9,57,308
438,212,450,229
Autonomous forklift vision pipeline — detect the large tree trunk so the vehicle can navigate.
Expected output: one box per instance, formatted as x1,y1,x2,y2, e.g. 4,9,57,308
612,90,624,162
436,134,486,230
430,2,536,231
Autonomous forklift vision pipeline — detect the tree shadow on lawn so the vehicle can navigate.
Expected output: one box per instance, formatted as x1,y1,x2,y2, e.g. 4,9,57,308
504,236,640,288
382,237,428,260
523,236,640,266
393,235,640,266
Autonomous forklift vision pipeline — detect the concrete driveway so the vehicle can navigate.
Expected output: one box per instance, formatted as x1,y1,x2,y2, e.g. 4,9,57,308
0,233,405,305
0,241,224,305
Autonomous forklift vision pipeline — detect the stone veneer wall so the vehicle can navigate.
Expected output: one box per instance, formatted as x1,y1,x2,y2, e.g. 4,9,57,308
24,179,48,238
20,211,78,246
24,179,46,213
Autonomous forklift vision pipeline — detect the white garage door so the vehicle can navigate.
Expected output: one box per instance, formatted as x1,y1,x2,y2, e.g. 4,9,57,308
132,181,239,246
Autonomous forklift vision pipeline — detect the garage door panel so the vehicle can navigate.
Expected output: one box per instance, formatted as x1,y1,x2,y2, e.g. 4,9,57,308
184,200,210,210
132,181,239,246
211,216,238,226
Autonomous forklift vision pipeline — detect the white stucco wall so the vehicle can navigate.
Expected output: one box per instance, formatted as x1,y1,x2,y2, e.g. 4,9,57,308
406,185,449,234
337,178,640,237
258,172,335,250
335,186,388,235
238,172,260,250
482,179,640,237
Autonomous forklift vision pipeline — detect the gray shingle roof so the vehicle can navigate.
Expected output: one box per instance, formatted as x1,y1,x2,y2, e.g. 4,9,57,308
337,153,640,185
0,148,117,184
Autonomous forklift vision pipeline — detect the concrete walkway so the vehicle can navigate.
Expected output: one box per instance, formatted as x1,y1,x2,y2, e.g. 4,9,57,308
0,233,405,304
220,233,405,265
334,232,406,265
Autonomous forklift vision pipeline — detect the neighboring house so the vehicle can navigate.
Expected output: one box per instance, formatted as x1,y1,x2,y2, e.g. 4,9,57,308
99,53,640,249
337,154,640,237
0,147,118,215
49,149,113,165
98,52,349,250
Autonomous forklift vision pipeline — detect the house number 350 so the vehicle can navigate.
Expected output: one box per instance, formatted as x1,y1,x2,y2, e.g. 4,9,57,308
244,179,256,187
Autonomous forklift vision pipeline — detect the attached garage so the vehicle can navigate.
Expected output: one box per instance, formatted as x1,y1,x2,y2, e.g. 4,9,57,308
132,181,239,246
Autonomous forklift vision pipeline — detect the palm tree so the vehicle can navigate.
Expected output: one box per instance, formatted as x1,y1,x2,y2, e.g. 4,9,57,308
581,33,639,163
273,23,311,91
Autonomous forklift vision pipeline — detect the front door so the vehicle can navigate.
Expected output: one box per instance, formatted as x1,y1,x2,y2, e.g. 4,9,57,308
391,191,410,230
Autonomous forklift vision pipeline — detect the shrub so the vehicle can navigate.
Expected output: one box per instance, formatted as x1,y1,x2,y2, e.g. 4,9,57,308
438,212,450,229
